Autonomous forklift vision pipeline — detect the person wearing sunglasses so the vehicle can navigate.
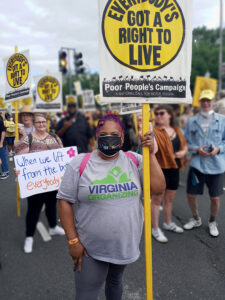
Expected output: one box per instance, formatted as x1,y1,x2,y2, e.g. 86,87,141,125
151,105,188,243
15,113,65,254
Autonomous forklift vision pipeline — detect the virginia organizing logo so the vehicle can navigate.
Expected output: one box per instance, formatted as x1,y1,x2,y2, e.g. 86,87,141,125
88,166,139,201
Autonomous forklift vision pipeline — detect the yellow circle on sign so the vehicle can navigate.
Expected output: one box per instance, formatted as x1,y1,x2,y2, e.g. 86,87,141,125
38,76,60,102
102,0,185,72
6,53,29,88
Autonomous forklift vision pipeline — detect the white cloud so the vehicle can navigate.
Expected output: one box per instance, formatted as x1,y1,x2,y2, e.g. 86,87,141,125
0,0,223,83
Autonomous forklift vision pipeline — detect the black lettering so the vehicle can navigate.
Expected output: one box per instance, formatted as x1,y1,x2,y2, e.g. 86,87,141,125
154,0,165,8
160,0,174,12
138,45,143,65
118,0,131,10
153,46,161,65
136,11,144,26
111,1,125,14
164,29,171,44
165,11,179,22
156,28,163,44
147,28,153,43
143,45,151,65
129,44,137,65
139,28,147,43
119,28,127,43
153,12,162,27
127,10,135,26
131,28,139,42
108,10,123,21
144,10,150,26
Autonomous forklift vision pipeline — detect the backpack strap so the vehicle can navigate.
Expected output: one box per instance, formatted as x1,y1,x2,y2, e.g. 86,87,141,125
28,133,33,151
125,152,139,167
79,151,139,177
79,153,91,176
49,132,60,145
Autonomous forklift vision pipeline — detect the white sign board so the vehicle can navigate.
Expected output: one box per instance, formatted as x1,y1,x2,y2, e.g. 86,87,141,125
119,103,142,115
14,146,78,198
34,72,62,112
3,50,31,103
99,0,192,104
82,90,96,111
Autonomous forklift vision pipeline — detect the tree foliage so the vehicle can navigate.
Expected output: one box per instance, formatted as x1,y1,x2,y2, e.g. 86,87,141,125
191,26,225,91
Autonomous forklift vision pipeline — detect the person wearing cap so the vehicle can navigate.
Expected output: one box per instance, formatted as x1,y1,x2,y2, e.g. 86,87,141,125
18,105,35,138
0,115,9,179
183,89,225,237
56,103,93,153
4,113,16,157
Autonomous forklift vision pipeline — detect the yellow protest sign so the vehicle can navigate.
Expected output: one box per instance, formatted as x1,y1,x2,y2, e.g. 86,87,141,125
193,76,217,107
20,97,33,106
0,97,6,109
38,76,60,102
66,95,77,104
6,53,29,88
102,0,185,72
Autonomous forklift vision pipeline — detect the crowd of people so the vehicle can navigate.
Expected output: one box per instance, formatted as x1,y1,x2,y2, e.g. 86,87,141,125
1,89,225,299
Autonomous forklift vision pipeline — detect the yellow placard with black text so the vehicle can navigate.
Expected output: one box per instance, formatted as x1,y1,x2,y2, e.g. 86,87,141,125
99,0,193,104
34,72,62,112
3,50,31,103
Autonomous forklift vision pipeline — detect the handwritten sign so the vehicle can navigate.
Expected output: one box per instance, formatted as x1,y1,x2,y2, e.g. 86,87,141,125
14,146,78,198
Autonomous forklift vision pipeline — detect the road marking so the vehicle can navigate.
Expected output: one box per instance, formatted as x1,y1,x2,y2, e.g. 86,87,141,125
37,221,52,242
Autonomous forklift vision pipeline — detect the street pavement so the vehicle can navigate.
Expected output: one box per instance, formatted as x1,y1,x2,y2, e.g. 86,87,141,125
1,160,225,300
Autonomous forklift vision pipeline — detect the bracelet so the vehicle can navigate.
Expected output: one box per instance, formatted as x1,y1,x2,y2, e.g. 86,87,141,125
68,237,79,245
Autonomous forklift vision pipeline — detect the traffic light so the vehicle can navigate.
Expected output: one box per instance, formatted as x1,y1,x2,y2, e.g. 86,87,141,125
59,51,67,74
74,52,84,74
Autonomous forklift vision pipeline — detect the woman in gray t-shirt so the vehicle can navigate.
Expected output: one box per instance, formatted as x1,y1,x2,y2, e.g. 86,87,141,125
58,113,165,300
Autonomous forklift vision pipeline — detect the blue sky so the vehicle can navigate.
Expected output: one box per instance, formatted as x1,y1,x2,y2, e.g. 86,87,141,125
0,0,224,94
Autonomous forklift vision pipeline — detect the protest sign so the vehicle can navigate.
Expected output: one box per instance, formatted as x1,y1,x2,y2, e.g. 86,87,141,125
0,97,7,112
34,72,62,112
82,90,96,111
3,50,31,102
119,103,142,115
74,81,82,95
99,0,192,104
14,146,77,198
193,76,217,107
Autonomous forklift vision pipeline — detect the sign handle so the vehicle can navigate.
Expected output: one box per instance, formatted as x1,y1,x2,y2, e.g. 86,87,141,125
142,103,153,300
45,70,51,132
14,45,20,217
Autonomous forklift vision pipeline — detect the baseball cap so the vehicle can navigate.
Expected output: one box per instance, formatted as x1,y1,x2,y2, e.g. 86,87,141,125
199,89,215,101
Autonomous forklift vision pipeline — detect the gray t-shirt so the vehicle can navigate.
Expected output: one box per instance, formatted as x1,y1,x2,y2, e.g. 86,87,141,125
57,150,144,265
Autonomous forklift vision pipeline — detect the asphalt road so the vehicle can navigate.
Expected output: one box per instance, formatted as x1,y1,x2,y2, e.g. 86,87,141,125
1,160,225,300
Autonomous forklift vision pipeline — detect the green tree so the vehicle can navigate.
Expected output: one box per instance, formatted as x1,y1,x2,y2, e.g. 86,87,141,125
191,26,225,91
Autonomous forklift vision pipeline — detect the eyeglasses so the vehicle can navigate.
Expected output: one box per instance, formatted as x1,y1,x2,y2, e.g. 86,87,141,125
21,113,32,117
34,121,47,125
155,111,166,117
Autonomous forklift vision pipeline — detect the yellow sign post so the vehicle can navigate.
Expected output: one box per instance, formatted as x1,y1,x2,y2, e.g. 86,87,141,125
13,45,21,217
142,103,153,300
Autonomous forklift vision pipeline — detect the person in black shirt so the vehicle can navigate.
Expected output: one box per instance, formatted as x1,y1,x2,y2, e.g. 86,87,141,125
56,103,93,153
0,117,9,179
